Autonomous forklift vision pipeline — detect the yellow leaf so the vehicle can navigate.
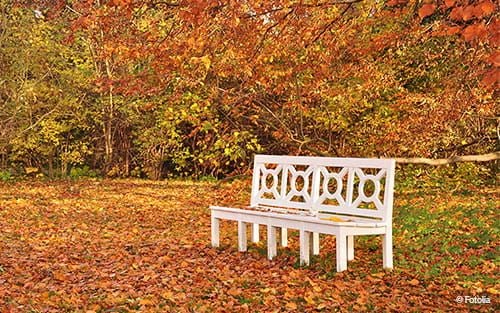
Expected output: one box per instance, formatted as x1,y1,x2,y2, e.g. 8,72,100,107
25,167,39,174
372,272,385,278
316,303,327,310
162,291,174,300
487,287,498,295
139,298,154,306
200,55,211,70
306,277,316,286
409,279,420,286
285,302,297,310
53,272,66,281
321,216,350,222
304,295,315,305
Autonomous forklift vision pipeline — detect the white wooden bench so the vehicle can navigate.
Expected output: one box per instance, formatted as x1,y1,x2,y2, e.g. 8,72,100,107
210,155,396,272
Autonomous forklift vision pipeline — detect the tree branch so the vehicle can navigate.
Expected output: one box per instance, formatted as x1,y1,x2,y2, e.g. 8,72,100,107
308,2,354,46
242,0,363,18
394,152,500,165
300,150,499,165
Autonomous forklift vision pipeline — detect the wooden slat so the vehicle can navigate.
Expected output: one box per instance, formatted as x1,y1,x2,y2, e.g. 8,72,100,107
255,155,395,168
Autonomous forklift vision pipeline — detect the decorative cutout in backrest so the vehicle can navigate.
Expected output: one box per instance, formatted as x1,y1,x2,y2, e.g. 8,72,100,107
318,167,348,208
251,162,314,211
251,155,395,221
316,167,389,219
284,164,314,205
257,164,282,201
351,168,386,210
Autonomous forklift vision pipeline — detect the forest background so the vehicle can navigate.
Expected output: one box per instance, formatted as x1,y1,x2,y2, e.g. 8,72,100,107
0,0,498,181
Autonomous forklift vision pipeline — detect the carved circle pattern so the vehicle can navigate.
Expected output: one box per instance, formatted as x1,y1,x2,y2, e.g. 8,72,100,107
351,169,386,210
318,167,347,206
285,165,313,202
258,164,282,200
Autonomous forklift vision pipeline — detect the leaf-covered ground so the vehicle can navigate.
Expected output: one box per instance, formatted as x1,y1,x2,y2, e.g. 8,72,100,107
0,179,497,312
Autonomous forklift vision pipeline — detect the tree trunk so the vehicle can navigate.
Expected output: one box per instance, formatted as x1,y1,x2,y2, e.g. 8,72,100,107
103,86,114,173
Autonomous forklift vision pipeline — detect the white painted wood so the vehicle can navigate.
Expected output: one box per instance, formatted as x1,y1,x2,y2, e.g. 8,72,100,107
317,167,348,209
210,155,396,272
299,230,311,266
347,235,354,261
336,232,347,272
254,155,394,168
312,232,320,255
383,227,393,269
280,227,288,247
251,223,260,242
382,160,395,269
211,208,386,234
346,168,355,207
211,206,387,228
267,225,277,260
211,215,219,247
238,221,247,252
383,161,396,223
250,160,261,207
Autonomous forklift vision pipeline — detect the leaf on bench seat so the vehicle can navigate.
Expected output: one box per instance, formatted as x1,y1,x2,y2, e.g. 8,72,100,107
321,216,351,222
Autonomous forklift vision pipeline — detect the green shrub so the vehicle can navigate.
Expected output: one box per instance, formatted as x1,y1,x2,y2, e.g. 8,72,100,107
0,170,12,182
69,166,98,179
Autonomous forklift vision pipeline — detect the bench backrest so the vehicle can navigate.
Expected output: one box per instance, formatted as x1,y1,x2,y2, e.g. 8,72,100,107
250,155,396,222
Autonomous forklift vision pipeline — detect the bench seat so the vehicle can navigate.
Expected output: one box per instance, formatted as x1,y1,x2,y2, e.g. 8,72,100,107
210,206,388,228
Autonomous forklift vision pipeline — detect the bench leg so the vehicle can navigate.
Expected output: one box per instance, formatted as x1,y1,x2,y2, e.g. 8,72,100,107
238,221,247,252
336,233,347,272
313,232,320,255
251,223,260,243
347,235,354,261
267,225,277,260
280,227,288,247
211,216,220,248
299,230,312,266
382,228,393,269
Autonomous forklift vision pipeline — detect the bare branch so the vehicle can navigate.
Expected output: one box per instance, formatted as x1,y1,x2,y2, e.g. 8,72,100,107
308,2,354,46
394,152,500,165
242,0,363,18
251,8,295,59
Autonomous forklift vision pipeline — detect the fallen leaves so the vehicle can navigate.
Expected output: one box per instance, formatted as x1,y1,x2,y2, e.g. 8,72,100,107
0,179,496,312
227,288,242,297
409,279,420,286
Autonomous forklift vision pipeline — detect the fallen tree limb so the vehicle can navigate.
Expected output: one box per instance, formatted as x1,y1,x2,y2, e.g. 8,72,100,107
394,151,500,165
292,141,499,165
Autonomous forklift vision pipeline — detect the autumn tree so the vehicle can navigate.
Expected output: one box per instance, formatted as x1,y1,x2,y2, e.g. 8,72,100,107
0,0,95,177
4,0,498,178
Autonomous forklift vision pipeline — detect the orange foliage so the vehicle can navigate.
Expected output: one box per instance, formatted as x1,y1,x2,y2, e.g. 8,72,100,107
418,4,437,19
462,23,488,42
481,68,499,88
